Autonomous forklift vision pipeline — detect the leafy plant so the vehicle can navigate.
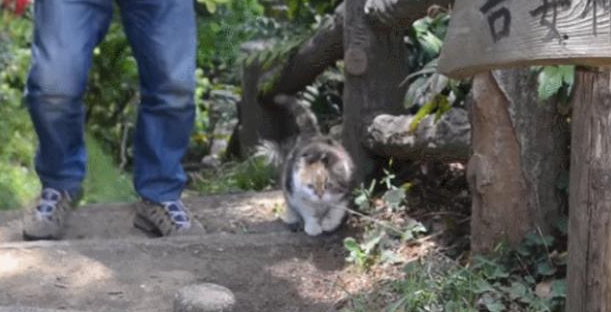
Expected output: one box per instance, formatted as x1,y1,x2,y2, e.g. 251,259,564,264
382,219,568,312
283,0,341,23
345,165,427,270
403,13,471,130
0,15,39,209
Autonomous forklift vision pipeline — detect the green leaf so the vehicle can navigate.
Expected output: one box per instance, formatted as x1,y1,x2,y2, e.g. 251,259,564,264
524,275,536,285
559,65,575,90
507,282,528,300
525,232,554,247
362,231,384,254
474,280,495,294
380,249,402,264
204,0,217,13
551,279,567,298
482,295,505,312
408,99,436,133
537,261,557,276
404,76,428,108
402,219,427,241
343,237,360,253
515,245,532,257
354,193,370,210
382,188,406,209
538,66,564,101
197,0,231,13
434,95,452,121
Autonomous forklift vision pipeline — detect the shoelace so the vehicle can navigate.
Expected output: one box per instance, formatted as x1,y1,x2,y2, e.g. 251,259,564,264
161,201,191,229
35,188,66,219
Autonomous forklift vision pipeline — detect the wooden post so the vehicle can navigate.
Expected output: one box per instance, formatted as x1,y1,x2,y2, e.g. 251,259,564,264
566,68,611,312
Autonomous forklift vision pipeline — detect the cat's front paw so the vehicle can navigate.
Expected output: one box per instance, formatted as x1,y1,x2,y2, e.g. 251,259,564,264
321,217,342,232
304,222,323,236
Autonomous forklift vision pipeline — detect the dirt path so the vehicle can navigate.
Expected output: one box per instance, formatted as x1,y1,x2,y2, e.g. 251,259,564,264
0,192,352,312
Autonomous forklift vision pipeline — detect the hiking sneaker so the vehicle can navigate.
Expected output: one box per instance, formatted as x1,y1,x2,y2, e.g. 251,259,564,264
134,200,204,236
22,188,74,240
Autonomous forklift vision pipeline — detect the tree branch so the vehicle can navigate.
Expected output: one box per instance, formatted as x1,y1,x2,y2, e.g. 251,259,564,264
363,108,470,162
260,3,345,102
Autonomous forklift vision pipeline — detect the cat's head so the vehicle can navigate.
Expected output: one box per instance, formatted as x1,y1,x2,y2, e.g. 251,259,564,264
293,144,352,203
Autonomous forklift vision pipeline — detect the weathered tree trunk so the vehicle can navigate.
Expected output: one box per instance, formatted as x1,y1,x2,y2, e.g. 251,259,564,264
342,0,408,183
236,41,298,157
364,0,454,27
469,69,568,254
566,68,611,312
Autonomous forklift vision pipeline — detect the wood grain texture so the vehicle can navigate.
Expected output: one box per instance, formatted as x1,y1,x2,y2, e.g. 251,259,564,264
567,69,611,312
439,0,611,78
364,0,454,27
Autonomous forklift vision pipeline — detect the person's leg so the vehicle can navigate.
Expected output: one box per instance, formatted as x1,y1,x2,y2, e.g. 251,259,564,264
26,0,114,196
23,0,113,240
117,0,196,203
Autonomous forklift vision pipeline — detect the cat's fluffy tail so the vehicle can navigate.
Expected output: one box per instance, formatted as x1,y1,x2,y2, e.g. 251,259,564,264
254,140,283,169
274,94,320,136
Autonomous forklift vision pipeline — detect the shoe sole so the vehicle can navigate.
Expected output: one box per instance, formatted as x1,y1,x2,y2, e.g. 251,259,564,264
133,213,205,237
133,214,163,237
22,231,60,241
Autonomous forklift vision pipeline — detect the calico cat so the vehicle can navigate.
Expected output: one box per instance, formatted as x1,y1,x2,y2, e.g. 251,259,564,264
274,95,355,236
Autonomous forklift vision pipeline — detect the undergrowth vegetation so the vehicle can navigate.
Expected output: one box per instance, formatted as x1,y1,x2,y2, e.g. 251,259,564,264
190,156,276,195
1,13,40,209
340,166,567,312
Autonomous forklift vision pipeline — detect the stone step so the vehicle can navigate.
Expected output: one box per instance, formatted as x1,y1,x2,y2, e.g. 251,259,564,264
0,191,288,242
0,232,346,312
0,308,85,312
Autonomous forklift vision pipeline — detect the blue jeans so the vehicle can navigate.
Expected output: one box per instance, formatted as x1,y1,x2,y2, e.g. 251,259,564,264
25,0,196,203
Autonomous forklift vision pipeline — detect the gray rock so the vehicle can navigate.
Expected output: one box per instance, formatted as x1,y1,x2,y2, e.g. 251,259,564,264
174,283,236,312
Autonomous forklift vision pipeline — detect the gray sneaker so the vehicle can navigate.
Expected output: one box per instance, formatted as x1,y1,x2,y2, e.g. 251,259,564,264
134,200,204,236
22,188,74,240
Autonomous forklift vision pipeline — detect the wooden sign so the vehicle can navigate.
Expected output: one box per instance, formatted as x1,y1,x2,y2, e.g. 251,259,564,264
439,0,611,78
